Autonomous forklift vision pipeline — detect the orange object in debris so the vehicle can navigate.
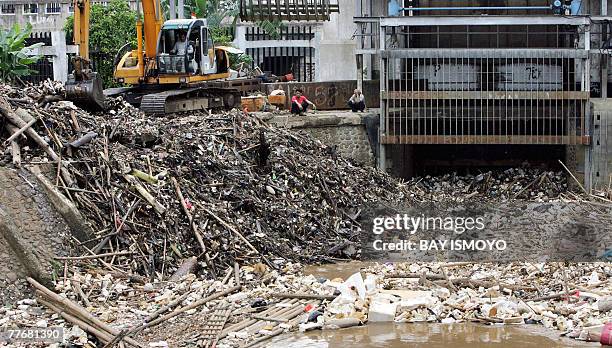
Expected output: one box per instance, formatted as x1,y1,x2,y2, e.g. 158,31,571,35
268,94,286,107
241,95,266,112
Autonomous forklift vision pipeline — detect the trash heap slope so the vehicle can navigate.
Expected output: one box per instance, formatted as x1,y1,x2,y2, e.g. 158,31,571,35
0,82,409,277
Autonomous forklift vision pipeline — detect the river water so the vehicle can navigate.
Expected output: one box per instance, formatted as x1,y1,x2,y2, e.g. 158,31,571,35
267,322,596,347
264,262,600,348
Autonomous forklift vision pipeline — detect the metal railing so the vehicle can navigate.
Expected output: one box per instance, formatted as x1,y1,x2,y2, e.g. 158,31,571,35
23,32,54,84
245,24,314,41
247,46,315,81
239,0,339,22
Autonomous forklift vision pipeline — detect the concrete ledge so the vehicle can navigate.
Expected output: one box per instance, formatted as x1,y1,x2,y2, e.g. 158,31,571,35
263,80,380,110
0,207,49,285
259,110,378,129
28,166,94,243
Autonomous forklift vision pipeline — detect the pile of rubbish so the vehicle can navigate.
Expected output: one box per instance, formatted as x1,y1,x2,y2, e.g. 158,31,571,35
1,262,609,347
1,81,611,347
0,82,409,278
406,168,570,201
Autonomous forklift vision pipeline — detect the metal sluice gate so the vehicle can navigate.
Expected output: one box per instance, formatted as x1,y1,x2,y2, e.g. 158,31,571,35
381,49,589,145
376,17,592,146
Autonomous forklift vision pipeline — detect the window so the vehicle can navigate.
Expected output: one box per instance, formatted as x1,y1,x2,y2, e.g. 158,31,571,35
68,2,73,12
45,3,61,14
23,3,38,15
1,4,15,14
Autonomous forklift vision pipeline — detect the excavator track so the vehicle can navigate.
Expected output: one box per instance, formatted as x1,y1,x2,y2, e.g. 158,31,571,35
140,87,242,115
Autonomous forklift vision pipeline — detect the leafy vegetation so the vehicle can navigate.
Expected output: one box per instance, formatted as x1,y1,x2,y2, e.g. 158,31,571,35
64,0,137,87
255,19,284,40
0,23,43,84
229,51,252,70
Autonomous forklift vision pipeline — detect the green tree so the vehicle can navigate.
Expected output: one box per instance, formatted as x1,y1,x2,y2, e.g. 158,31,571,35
188,0,283,39
0,23,43,84
64,0,137,87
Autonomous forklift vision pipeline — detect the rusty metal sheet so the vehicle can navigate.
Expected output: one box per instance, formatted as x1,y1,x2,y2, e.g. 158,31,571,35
264,80,380,110
382,91,590,100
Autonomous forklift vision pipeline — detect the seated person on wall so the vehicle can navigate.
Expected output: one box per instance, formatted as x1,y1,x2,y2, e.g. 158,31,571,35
290,89,316,115
348,89,366,112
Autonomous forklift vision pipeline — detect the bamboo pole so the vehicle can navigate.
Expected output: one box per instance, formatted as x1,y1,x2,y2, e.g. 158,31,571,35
28,278,145,348
123,174,166,214
145,289,193,322
54,251,135,261
270,292,336,300
0,99,73,185
201,206,260,255
3,117,37,144
219,299,298,338
241,301,318,348
134,285,241,331
37,298,114,345
6,124,21,166
172,177,206,252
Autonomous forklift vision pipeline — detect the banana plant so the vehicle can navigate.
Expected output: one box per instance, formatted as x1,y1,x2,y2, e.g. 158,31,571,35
0,23,43,83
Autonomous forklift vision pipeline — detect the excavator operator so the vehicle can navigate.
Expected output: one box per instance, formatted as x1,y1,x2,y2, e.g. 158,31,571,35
172,31,188,55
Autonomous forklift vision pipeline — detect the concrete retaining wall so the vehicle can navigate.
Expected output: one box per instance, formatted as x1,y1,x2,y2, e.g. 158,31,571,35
0,166,90,303
263,111,378,165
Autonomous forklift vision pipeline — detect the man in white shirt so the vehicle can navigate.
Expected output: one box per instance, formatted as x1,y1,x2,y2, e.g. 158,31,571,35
172,32,187,55
348,89,366,112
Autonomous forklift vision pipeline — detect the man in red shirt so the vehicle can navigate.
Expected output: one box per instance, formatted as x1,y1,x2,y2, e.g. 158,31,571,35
290,89,316,115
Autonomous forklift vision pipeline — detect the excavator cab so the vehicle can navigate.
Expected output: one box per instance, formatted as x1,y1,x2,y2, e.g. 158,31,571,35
157,19,217,76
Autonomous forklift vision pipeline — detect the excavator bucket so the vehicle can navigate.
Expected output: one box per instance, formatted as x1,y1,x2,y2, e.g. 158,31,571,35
65,57,105,111
65,73,105,111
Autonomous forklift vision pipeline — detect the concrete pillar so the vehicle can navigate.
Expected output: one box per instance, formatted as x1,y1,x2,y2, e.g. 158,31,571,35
169,0,176,19
51,31,68,82
177,0,184,18
357,53,363,91
588,100,612,190
378,20,387,172
233,25,247,51
314,28,323,82
602,0,608,98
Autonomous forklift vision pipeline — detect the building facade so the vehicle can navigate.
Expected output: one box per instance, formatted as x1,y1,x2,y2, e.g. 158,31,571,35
233,0,357,82
0,0,137,32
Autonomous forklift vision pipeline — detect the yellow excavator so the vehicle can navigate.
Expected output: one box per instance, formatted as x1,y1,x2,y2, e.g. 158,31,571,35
66,0,244,114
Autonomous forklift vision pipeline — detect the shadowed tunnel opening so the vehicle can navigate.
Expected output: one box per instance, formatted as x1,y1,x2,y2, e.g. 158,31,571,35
389,144,568,178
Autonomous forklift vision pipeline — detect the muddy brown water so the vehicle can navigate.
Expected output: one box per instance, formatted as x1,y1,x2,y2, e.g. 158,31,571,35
267,323,596,347
265,263,600,348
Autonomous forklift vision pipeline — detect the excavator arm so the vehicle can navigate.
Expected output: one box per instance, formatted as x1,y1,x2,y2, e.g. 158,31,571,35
65,0,105,110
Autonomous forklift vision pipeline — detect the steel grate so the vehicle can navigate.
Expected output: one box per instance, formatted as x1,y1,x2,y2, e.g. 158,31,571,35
240,0,339,22
380,48,590,145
